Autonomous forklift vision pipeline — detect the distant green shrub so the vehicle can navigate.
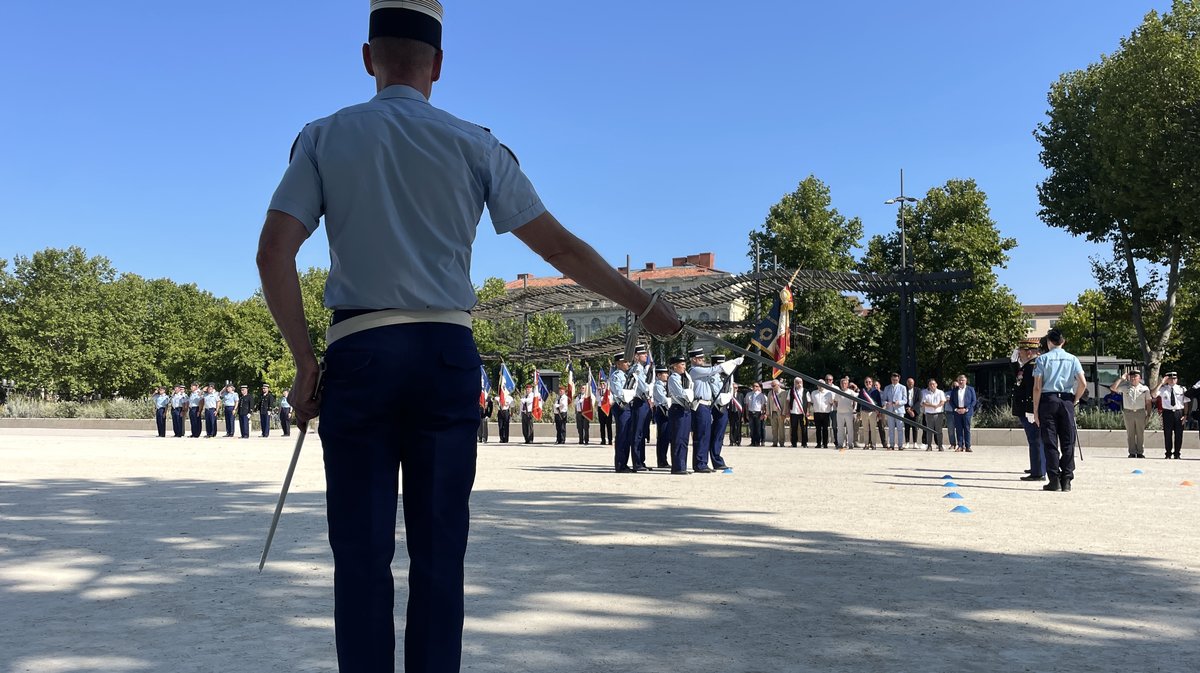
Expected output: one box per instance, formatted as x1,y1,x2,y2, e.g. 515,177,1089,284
1,397,56,418
105,398,154,419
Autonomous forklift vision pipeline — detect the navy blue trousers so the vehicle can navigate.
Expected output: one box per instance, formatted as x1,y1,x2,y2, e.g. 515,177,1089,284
951,412,972,448
280,408,291,436
654,407,671,467
239,413,250,438
1039,394,1076,481
189,409,201,437
204,409,217,437
670,405,691,471
260,410,270,436
1020,414,1045,476
710,406,729,468
613,404,631,470
630,398,649,467
224,406,235,436
171,408,184,437
155,407,167,437
692,404,713,469
319,323,479,673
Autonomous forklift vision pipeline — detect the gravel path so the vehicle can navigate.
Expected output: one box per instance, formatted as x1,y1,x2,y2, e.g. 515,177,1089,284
1,429,1198,673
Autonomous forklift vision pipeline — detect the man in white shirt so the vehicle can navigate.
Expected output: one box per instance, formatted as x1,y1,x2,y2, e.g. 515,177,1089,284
553,386,570,445
574,389,591,445
834,377,857,449
921,380,947,451
745,382,766,446
808,375,835,448
520,384,536,444
882,373,908,451
1158,372,1188,459
1110,370,1152,458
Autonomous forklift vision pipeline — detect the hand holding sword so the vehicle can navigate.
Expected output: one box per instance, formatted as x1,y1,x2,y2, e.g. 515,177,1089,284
258,359,325,572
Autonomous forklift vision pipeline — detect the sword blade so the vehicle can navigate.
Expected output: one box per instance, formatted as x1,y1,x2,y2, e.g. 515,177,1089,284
258,423,307,572
679,324,935,435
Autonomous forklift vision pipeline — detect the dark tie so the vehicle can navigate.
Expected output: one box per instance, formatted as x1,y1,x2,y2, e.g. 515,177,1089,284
1170,388,1176,407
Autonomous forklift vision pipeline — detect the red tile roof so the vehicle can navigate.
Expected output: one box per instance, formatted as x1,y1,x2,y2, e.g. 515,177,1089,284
1022,304,1067,314
506,263,727,290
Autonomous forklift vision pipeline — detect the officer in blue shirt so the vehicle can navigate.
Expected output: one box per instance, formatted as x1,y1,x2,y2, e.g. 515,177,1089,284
170,385,187,437
279,388,293,437
221,385,239,437
667,356,694,474
256,3,682,670
1032,329,1088,492
707,354,743,470
187,382,203,438
629,344,653,471
153,387,169,437
202,384,220,438
652,367,671,468
688,348,724,472
609,354,636,472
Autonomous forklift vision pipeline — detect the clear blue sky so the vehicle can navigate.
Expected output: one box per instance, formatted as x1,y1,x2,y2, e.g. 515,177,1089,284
0,1,1168,305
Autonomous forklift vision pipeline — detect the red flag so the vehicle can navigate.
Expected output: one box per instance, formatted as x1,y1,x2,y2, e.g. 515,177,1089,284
532,370,544,421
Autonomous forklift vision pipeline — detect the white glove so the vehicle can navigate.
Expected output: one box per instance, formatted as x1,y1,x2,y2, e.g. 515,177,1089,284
1010,348,1020,363
1193,380,1200,389
721,356,745,375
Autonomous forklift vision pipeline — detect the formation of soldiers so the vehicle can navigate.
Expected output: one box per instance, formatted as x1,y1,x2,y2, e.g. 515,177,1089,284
151,382,290,439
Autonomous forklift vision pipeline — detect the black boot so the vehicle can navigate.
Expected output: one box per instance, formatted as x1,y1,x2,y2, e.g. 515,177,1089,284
1042,476,1061,492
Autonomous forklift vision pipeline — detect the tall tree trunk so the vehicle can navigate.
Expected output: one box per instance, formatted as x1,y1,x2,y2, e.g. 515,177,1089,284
1119,230,1154,379
1149,243,1183,386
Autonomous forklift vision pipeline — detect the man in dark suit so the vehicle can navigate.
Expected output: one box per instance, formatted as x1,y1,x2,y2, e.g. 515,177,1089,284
949,374,978,452
255,384,276,437
478,394,493,443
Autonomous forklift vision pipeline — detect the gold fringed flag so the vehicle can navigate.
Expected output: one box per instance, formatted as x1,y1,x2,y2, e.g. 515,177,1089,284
750,285,794,379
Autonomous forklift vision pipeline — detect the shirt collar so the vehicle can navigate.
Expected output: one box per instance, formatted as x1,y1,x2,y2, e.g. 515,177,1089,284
373,84,429,103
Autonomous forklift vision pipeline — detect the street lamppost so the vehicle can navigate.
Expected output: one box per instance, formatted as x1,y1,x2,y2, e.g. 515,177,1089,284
885,169,920,380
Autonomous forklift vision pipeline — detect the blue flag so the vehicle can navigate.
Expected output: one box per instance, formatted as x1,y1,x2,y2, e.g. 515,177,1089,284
480,365,491,393
499,362,515,393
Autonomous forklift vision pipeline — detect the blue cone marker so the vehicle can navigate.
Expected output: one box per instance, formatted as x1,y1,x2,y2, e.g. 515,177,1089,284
723,468,733,474
941,474,954,479
950,505,972,514
944,492,964,499
1132,470,1144,475
943,481,959,487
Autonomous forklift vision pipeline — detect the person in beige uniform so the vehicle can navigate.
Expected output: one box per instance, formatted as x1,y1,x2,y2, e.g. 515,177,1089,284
1110,370,1152,458
765,380,787,447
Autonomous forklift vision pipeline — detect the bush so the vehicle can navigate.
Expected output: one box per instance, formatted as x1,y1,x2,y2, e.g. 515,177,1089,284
1,397,56,418
105,398,154,419
974,406,1020,429
54,401,80,418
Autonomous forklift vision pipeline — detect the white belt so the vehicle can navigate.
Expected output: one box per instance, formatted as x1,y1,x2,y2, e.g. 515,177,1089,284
326,309,473,346
697,400,712,405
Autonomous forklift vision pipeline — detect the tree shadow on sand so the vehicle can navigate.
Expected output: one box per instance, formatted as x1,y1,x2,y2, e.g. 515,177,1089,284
1,476,1197,673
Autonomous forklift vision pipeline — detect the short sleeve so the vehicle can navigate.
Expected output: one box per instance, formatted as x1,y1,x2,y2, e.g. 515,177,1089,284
484,142,546,234
1032,355,1045,379
268,129,324,233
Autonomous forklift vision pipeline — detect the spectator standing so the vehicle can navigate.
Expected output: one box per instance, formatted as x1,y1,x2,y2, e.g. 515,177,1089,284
949,374,977,452
809,375,835,449
745,382,766,447
881,373,907,450
921,380,947,451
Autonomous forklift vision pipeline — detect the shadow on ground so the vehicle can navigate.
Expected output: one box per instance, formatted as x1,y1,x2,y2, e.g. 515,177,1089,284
1,475,1197,673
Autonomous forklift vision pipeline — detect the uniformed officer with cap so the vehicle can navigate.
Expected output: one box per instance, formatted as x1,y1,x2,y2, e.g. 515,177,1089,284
203,384,220,438
237,385,252,438
153,387,169,437
688,348,742,472
187,382,203,438
1032,329,1088,491
257,3,682,670
1158,372,1188,459
708,353,742,469
221,385,239,437
652,366,671,468
629,344,653,471
170,385,187,437
609,353,635,472
666,356,694,474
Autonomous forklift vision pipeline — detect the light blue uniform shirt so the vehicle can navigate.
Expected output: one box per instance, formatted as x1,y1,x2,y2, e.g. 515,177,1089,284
222,391,238,407
280,397,291,410
189,391,202,408
269,85,547,311
609,368,629,403
171,393,186,408
689,365,722,402
668,371,693,407
203,392,219,409
652,379,669,407
1034,348,1084,393
154,394,169,409
629,362,650,398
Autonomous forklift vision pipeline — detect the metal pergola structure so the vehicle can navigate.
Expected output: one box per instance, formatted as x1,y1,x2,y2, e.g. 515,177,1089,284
474,267,974,368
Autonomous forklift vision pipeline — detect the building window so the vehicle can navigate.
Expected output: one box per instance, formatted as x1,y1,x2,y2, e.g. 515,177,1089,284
1025,319,1036,330
591,318,602,333
1049,319,1058,328
672,286,680,293
698,311,710,322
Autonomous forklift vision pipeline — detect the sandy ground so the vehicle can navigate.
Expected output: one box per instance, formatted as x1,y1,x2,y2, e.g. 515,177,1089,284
1,429,1198,673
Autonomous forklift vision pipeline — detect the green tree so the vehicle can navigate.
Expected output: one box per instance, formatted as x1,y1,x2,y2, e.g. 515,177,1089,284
859,179,1026,381
748,175,864,377
1054,289,1151,363
1035,0,1200,385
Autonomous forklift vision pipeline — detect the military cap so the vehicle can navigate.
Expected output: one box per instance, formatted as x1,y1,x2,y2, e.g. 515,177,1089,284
669,355,687,365
655,367,668,374
369,0,444,49
687,348,705,358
